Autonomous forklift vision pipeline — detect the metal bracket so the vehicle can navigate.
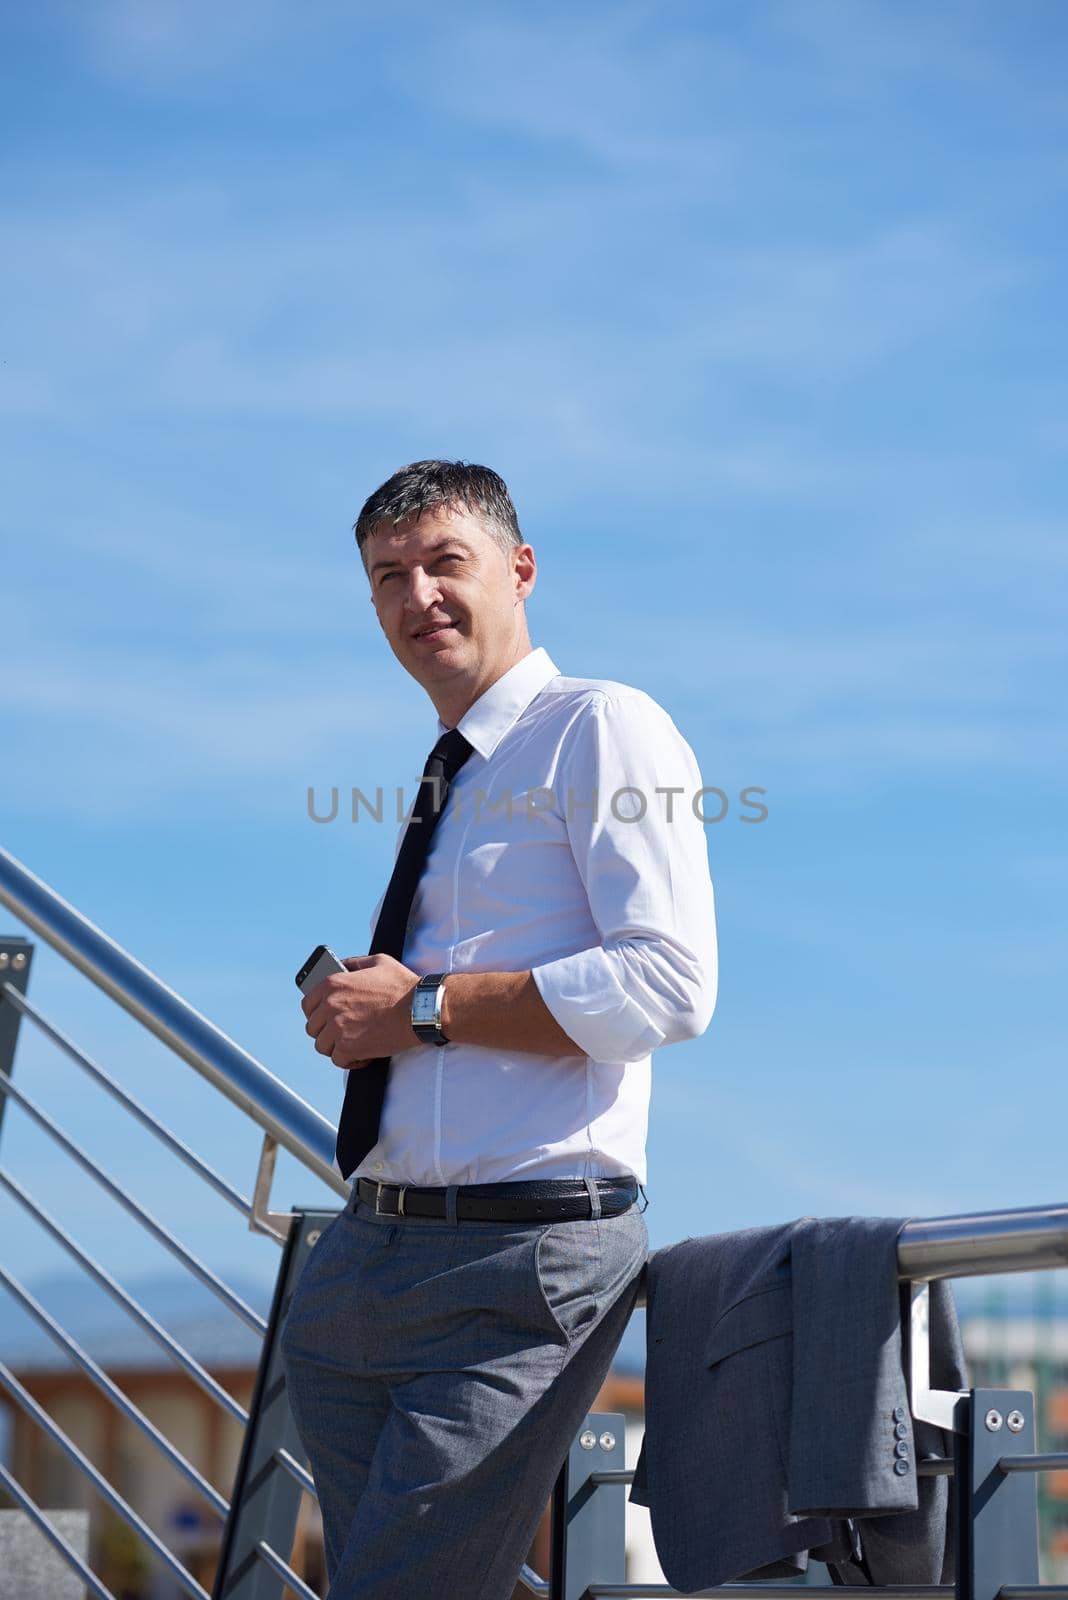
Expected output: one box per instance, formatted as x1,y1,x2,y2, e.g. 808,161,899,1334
958,1388,1039,1600
0,939,34,1152
248,1134,297,1243
550,1412,626,1600
909,1280,969,1430
213,1209,336,1599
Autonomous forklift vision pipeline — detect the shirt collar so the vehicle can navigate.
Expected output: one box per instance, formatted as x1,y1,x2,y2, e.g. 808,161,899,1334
436,646,560,762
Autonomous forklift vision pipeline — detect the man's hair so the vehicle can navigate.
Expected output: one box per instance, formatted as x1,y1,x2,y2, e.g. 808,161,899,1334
354,459,523,571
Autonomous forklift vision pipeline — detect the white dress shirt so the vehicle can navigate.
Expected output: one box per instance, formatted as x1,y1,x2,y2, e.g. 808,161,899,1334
351,645,718,1188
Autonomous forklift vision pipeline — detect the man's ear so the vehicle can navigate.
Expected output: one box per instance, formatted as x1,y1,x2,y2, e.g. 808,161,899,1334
513,543,537,601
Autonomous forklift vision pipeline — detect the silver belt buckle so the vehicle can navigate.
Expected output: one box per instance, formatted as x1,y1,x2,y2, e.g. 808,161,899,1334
374,1181,406,1216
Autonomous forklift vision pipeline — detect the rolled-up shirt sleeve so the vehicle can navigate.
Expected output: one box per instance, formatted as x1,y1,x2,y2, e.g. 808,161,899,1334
531,689,718,1061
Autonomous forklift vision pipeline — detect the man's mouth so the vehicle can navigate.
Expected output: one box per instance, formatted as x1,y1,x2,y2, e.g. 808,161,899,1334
412,621,457,641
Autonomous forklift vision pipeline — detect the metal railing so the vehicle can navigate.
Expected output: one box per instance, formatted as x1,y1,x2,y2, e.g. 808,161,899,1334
564,1284,1068,1599
0,846,345,1600
1,842,1067,1599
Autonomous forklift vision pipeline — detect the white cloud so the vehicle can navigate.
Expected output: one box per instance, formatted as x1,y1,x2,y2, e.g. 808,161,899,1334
407,8,740,178
0,181,1023,498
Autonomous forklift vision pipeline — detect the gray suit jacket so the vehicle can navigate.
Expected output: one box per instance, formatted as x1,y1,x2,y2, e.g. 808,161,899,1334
629,1216,966,1590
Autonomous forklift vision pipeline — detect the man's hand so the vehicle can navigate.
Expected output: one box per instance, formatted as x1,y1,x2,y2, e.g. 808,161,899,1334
300,953,420,1070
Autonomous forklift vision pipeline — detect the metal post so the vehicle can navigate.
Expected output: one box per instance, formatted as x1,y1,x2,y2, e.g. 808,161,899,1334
0,937,33,1149
957,1389,1039,1600
549,1412,627,1600
212,1210,335,1599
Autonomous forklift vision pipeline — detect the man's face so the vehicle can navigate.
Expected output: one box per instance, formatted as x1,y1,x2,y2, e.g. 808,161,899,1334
364,505,535,702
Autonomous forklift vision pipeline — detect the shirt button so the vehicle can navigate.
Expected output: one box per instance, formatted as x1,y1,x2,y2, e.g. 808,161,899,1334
373,1161,384,1172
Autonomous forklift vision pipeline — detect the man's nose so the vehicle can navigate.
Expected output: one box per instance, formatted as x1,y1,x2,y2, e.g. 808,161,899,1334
403,567,442,612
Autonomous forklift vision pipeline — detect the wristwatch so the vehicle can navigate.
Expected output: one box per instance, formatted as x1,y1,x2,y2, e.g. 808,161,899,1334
411,972,450,1046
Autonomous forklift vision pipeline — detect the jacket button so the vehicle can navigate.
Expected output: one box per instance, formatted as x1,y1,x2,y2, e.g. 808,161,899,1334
893,1405,907,1422
894,1421,909,1439
894,1459,910,1476
895,1441,910,1458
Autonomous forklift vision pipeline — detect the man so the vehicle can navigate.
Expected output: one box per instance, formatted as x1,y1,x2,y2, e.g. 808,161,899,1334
281,460,718,1599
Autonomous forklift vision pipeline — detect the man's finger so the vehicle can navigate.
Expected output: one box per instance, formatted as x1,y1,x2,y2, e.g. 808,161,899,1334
314,1024,338,1057
300,975,339,1015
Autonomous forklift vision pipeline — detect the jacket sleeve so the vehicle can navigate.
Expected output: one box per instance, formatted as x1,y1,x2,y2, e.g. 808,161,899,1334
531,689,718,1061
788,1216,918,1520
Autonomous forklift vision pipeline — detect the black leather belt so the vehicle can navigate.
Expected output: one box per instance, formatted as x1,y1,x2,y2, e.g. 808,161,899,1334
355,1175,639,1222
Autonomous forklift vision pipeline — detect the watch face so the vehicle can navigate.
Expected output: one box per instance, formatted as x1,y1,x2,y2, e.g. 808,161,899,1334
412,988,438,1024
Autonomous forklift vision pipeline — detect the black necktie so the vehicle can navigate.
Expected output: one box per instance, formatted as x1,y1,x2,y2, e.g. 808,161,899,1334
335,727,475,1178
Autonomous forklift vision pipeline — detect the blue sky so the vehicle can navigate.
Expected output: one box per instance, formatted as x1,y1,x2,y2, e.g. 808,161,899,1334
1,1,1066,1312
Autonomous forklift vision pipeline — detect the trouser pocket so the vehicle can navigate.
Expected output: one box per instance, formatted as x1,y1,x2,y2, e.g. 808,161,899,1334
534,1206,648,1346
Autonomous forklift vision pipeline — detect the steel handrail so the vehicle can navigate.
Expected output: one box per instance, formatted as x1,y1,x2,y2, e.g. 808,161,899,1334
896,1202,1068,1280
0,845,346,1199
630,1200,1068,1317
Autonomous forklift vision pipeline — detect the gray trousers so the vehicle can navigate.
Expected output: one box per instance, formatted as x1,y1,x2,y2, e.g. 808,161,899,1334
279,1182,648,1600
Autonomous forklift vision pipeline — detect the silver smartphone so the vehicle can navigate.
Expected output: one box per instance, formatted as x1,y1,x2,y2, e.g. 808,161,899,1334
295,943,347,995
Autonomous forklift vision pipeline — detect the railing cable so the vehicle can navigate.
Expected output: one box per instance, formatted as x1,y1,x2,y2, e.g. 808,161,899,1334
0,1263,230,1518
0,1166,248,1424
0,1355,210,1600
0,1458,117,1600
274,1445,317,1498
254,1539,321,1600
1,984,252,1217
0,1066,266,1334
